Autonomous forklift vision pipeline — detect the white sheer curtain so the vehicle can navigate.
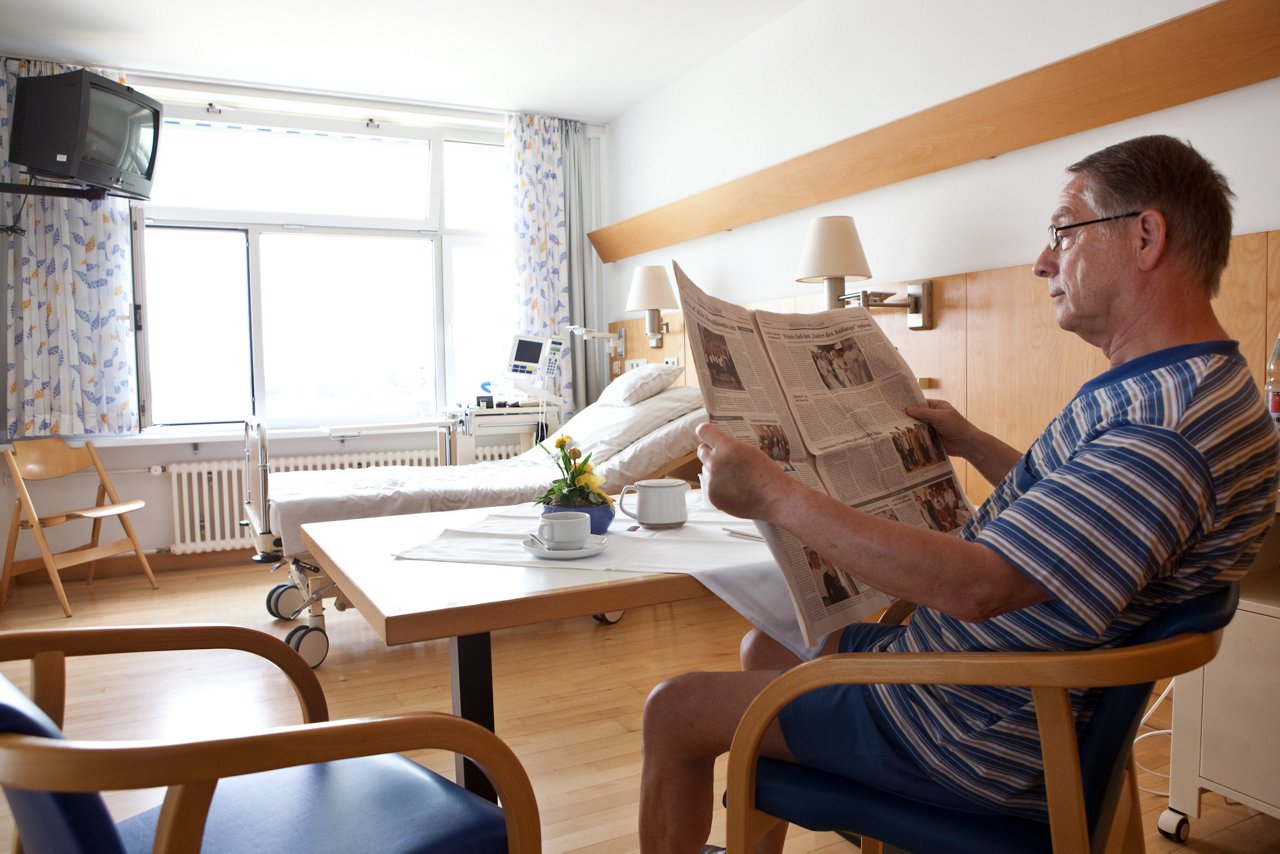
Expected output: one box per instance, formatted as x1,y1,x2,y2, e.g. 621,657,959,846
507,113,601,413
2,57,140,437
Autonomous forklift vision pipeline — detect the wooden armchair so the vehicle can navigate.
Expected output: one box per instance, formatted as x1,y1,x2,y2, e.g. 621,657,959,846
725,585,1238,853
0,624,540,853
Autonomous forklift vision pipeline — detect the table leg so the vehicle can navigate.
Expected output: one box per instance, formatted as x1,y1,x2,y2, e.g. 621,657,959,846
450,632,498,802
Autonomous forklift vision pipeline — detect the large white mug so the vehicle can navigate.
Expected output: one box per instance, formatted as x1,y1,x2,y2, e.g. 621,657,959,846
618,478,690,529
537,511,590,550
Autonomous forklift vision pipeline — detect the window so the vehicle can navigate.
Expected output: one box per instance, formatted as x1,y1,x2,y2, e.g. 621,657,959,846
136,104,515,428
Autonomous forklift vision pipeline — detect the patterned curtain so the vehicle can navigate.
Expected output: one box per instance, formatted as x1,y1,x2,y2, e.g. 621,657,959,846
508,113,591,411
2,57,140,437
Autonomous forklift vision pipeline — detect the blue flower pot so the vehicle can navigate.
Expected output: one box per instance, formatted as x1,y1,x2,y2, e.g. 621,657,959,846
544,502,615,535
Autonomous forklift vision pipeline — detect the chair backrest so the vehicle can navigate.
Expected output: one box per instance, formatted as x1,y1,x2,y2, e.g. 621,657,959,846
0,675,127,854
1078,583,1239,848
6,437,95,482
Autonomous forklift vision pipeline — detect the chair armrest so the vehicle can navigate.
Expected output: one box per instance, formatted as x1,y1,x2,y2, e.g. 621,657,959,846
0,712,541,853
0,624,328,725
725,630,1222,854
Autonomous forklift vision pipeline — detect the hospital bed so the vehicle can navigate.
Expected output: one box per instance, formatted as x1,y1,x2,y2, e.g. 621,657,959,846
242,381,706,666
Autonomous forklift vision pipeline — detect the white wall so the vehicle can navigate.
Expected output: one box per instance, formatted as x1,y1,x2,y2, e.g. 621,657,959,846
602,0,1280,308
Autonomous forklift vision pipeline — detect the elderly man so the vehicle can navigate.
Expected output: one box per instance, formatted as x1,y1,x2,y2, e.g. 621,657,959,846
639,135,1279,854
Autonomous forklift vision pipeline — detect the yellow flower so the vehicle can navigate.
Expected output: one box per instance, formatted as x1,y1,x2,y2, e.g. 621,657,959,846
577,470,604,491
555,435,572,449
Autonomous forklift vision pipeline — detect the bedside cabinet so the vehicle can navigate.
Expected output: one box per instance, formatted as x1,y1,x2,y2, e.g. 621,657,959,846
1161,517,1280,842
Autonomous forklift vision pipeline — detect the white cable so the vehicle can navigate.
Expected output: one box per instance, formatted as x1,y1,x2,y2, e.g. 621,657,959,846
1132,678,1176,797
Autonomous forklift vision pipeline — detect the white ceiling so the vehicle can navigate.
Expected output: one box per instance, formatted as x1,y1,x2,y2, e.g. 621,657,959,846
0,0,808,123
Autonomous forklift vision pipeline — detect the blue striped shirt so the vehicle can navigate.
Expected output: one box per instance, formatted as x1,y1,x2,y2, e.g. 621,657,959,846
868,341,1279,818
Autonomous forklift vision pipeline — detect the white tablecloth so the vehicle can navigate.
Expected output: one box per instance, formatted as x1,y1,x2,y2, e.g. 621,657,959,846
394,499,824,658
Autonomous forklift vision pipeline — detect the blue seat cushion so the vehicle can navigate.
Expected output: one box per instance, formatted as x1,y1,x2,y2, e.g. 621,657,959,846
115,753,508,854
756,757,1051,854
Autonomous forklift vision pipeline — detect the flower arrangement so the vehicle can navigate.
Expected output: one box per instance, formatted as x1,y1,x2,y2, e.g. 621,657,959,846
534,435,614,507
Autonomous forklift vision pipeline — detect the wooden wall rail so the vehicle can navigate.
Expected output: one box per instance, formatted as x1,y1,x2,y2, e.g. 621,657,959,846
588,0,1280,264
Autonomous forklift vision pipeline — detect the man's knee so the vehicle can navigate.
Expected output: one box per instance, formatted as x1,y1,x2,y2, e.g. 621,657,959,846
740,627,794,671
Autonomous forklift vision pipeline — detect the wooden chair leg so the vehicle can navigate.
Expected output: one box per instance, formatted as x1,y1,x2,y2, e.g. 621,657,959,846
1102,758,1146,853
27,521,73,618
2,502,21,607
85,516,103,585
117,514,159,590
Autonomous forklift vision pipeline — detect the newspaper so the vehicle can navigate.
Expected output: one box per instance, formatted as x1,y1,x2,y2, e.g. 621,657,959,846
675,263,973,646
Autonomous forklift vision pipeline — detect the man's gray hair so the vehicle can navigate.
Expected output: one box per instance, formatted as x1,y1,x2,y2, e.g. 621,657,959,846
1068,135,1234,297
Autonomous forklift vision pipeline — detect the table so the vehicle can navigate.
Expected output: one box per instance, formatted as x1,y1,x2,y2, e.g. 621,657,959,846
300,506,711,798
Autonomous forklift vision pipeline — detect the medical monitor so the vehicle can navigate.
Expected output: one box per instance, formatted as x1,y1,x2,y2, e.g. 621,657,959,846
507,335,549,377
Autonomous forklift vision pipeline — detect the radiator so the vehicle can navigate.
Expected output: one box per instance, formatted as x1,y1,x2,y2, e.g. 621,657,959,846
168,443,521,554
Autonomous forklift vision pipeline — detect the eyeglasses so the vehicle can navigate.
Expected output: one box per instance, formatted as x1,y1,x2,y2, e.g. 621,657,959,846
1047,211,1139,251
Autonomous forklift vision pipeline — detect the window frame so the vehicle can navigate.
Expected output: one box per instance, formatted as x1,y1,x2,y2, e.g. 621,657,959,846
132,102,507,431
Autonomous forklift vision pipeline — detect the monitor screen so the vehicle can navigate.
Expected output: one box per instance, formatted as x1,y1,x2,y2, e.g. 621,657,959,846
84,84,156,178
508,335,547,376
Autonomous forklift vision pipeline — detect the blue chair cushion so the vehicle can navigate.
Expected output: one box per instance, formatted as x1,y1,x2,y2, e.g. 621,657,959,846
756,757,1051,854
0,676,127,854
115,753,509,854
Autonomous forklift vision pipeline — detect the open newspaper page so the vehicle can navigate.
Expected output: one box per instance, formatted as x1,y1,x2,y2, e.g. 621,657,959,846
675,263,972,647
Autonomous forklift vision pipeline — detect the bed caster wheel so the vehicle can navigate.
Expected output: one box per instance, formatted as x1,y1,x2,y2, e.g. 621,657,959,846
284,625,329,668
266,583,306,620
1158,808,1190,843
592,611,624,624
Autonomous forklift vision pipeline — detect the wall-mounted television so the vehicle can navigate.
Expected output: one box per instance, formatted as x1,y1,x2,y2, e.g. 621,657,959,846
9,69,162,201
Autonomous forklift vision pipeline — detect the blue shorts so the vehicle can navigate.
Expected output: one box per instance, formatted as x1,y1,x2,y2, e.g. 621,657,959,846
777,623,1001,814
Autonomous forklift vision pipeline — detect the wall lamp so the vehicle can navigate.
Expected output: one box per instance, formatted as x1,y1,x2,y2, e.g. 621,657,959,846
849,280,935,330
796,215,872,310
626,265,678,348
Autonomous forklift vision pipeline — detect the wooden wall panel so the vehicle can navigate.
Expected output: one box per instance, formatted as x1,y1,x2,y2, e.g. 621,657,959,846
964,265,1109,505
1269,232,1280,363
1215,232,1269,391
607,312,691,385
868,275,971,494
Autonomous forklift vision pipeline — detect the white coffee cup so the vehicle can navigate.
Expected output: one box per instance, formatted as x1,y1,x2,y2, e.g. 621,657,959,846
618,478,690,529
537,511,590,550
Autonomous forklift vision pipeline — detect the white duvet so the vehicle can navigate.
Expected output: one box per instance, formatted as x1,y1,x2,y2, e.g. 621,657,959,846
266,386,707,555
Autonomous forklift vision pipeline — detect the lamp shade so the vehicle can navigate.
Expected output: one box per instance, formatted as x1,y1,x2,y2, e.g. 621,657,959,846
626,265,677,312
795,216,871,284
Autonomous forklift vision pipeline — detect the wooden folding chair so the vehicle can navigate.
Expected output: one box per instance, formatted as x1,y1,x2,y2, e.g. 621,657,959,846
3,437,158,616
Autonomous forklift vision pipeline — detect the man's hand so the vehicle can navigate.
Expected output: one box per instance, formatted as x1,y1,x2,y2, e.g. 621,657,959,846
904,399,977,457
905,399,1022,487
695,422,797,521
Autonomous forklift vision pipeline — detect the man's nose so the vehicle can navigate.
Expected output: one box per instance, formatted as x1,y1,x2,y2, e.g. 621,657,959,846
1032,245,1057,279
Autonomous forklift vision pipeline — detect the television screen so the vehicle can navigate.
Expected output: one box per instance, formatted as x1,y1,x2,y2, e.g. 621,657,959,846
84,85,156,179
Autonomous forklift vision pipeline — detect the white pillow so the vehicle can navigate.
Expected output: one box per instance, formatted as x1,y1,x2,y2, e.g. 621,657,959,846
597,363,684,406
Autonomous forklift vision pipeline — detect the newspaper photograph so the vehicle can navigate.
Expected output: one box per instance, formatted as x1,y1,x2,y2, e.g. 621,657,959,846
675,262,972,645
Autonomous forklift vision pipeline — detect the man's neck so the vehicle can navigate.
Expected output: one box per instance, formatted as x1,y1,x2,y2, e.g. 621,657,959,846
1100,277,1228,367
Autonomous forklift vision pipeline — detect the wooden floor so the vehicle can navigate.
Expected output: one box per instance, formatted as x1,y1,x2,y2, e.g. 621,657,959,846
0,562,1276,853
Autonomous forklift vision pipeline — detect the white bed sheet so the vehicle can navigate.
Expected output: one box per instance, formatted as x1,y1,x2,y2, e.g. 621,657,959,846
266,387,707,556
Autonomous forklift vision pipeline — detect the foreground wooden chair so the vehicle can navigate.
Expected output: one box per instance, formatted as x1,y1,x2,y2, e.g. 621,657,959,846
726,584,1238,853
0,624,541,853
3,437,158,616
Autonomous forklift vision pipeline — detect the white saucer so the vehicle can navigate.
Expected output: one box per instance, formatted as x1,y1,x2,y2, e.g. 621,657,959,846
521,535,608,560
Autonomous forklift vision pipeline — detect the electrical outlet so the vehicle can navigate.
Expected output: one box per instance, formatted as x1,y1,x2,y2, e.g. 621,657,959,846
663,356,680,367
625,359,647,371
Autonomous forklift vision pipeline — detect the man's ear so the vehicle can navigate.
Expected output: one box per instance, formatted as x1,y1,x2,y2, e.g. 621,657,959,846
1135,209,1167,272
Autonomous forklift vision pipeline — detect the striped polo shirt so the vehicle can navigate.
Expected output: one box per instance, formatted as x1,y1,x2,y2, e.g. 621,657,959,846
868,340,1279,818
